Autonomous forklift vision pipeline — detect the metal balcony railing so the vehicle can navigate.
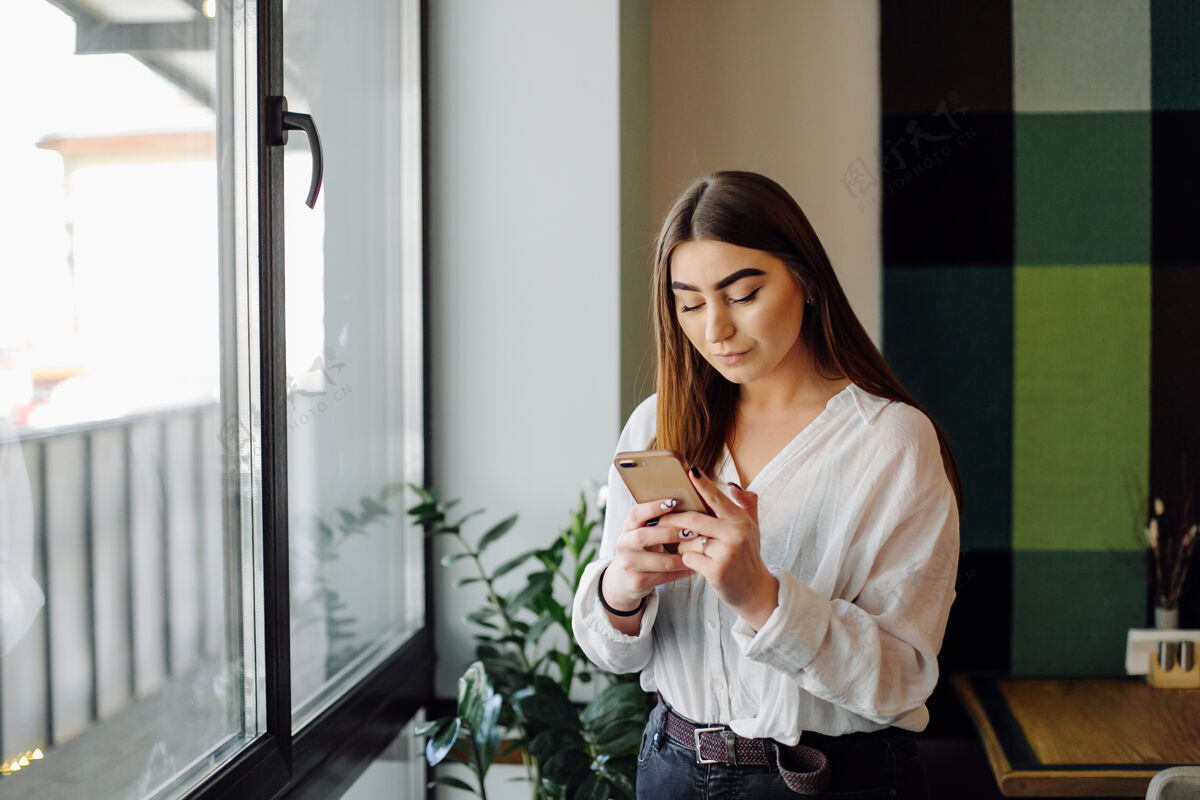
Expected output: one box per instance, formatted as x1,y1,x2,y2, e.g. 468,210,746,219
1,402,229,779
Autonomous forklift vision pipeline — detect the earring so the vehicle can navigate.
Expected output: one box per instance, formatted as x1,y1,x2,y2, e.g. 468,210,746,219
806,296,816,306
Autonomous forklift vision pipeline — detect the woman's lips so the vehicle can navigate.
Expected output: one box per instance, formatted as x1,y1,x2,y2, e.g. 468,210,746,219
713,348,751,365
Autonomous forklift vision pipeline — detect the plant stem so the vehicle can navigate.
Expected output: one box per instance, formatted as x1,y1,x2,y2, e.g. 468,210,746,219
520,751,533,799
454,532,532,673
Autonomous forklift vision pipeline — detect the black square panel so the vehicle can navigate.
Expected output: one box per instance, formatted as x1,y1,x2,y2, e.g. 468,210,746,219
881,0,1013,115
882,112,1014,267
939,549,1012,673
1152,110,1200,264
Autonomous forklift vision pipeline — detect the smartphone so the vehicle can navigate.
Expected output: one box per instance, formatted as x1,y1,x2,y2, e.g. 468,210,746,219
614,449,712,553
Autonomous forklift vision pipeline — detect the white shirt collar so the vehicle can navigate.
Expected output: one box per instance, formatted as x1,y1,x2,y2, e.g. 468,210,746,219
845,384,891,425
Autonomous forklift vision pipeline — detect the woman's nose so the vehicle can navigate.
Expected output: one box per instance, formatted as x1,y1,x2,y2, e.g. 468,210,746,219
705,306,733,343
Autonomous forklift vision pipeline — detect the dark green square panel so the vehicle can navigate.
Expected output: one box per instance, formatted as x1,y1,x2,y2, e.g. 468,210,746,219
1013,265,1149,552
1012,550,1146,676
884,266,1011,550
1015,113,1149,265
1152,0,1200,110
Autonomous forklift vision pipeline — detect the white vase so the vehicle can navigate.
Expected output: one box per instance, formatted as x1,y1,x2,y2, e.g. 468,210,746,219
1155,606,1179,630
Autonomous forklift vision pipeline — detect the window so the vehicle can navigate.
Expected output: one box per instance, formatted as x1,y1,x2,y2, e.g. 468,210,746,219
0,1,428,798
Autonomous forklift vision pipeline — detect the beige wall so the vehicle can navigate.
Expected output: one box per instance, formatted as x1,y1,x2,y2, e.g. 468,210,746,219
642,0,881,373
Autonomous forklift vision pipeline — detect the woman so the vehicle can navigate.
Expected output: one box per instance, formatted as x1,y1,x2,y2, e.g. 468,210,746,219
572,171,961,799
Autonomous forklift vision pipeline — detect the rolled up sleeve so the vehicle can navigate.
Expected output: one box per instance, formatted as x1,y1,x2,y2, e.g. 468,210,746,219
730,417,960,727
571,395,663,675
571,559,659,674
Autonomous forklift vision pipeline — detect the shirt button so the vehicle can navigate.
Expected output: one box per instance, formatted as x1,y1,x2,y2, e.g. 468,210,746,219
706,619,717,631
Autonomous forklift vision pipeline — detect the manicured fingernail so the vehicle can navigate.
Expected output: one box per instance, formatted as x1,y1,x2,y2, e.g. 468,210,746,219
689,466,701,478
645,517,660,527
728,481,743,491
661,499,677,510
679,529,695,538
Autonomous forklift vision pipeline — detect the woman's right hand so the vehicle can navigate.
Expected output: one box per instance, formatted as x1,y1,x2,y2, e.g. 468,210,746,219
601,498,694,612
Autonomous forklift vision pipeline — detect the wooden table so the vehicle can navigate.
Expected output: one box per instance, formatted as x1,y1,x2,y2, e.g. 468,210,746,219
952,674,1200,797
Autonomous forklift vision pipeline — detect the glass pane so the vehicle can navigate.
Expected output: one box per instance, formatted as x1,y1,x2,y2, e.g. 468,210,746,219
0,1,263,797
283,0,425,726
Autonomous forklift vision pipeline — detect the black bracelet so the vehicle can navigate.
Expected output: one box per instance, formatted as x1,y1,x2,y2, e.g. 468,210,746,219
598,567,646,617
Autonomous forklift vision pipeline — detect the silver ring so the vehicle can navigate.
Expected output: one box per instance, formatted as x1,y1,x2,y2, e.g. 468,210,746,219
697,536,708,552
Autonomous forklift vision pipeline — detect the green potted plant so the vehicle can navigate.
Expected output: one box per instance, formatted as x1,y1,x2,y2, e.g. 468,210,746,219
409,487,649,800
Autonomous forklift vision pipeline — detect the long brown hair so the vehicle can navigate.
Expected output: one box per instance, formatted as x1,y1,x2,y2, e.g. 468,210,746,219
651,171,963,511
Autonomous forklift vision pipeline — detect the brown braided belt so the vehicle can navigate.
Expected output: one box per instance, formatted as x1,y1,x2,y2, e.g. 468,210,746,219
661,705,832,794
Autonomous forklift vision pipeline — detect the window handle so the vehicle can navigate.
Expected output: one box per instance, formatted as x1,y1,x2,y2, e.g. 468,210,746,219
269,95,323,208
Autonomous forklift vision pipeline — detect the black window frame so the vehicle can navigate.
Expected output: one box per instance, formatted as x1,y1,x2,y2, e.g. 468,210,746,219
187,0,434,797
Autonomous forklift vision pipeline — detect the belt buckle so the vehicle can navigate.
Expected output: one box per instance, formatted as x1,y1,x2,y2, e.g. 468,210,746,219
693,726,726,765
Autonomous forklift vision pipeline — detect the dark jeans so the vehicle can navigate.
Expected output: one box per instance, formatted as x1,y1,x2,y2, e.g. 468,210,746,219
636,701,931,800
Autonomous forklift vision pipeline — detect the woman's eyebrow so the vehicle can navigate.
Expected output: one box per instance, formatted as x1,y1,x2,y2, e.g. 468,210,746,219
670,267,766,292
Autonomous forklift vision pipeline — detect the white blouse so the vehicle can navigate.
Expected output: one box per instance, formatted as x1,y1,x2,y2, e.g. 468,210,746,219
571,384,959,745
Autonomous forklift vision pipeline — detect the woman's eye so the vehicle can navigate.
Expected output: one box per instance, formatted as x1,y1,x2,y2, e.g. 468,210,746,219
679,301,704,313
730,288,761,305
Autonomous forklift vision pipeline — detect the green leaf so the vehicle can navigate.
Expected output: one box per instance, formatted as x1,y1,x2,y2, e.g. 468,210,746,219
512,685,581,731
457,576,484,588
537,543,565,572
474,691,503,772
465,608,498,625
592,719,642,757
359,496,390,518
479,655,525,687
507,570,553,613
528,728,583,761
541,778,569,800
573,774,604,800
408,483,435,504
491,633,526,648
413,716,445,737
476,514,519,555
554,651,575,686
427,775,478,794
491,549,536,580
468,618,499,631
448,508,487,531
595,766,636,800
582,682,649,728
457,661,489,730
378,482,407,502
572,513,594,554
316,518,336,541
406,500,438,519
543,597,569,630
425,717,461,767
441,551,473,566
541,748,589,787
526,614,554,644
573,551,596,589
336,507,361,531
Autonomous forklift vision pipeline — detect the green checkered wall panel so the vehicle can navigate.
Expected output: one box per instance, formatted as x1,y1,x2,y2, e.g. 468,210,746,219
882,0,1199,677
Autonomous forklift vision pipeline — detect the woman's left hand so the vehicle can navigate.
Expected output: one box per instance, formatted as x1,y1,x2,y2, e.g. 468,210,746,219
662,469,780,630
